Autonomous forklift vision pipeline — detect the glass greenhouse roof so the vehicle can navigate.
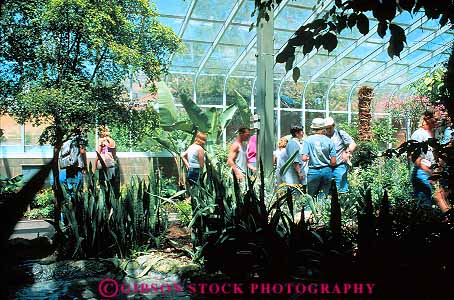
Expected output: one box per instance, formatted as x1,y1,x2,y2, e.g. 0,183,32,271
154,0,453,92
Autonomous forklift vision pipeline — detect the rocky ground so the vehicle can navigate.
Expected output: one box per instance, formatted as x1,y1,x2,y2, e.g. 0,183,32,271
6,224,201,300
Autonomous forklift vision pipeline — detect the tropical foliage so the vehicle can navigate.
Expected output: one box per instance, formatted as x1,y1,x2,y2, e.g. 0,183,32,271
59,165,171,258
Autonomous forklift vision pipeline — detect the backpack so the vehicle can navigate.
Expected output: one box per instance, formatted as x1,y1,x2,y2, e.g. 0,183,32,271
59,138,80,169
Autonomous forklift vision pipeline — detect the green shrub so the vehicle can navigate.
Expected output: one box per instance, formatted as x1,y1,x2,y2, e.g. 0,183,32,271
346,156,412,216
24,188,55,219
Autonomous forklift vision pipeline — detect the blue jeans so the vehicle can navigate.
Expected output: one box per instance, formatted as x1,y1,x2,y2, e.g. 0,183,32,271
59,168,83,199
307,166,333,199
411,167,432,207
187,168,200,185
332,163,349,193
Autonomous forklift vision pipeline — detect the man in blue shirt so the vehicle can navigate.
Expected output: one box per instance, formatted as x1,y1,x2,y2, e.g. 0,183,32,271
302,118,337,199
324,117,356,193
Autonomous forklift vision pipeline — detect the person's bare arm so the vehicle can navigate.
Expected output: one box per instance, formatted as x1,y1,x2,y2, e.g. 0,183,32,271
227,143,243,179
342,142,357,161
302,154,309,161
330,156,336,167
181,150,190,169
197,146,205,169
80,146,88,173
414,157,431,174
293,162,304,182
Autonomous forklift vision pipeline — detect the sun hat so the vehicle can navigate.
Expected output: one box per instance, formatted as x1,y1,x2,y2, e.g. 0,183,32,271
325,117,335,127
310,118,327,129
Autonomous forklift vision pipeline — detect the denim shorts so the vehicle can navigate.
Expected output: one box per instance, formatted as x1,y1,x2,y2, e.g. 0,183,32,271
187,168,200,185
411,167,433,207
332,163,349,193
307,166,333,199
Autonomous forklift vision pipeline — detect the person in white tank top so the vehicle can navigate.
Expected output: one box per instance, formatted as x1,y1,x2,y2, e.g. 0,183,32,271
182,132,207,186
227,127,251,181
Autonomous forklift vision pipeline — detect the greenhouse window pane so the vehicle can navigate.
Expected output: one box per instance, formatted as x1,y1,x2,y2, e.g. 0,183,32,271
348,61,383,80
204,44,244,70
192,0,236,21
232,0,255,25
157,16,182,34
280,111,303,137
220,25,254,46
226,77,253,105
196,76,224,105
289,0,318,7
280,81,304,109
329,85,349,111
305,82,328,110
274,30,293,50
369,64,408,83
153,0,190,17
392,11,417,25
322,57,360,79
167,74,194,105
329,113,348,126
173,41,211,66
349,42,381,59
420,54,449,68
275,7,312,31
183,20,223,42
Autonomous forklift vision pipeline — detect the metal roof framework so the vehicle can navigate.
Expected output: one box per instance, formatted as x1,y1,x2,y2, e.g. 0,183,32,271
154,0,453,135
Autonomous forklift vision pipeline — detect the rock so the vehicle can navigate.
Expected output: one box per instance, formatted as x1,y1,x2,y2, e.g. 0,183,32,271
19,259,117,283
81,288,95,299
7,236,54,260
131,253,200,277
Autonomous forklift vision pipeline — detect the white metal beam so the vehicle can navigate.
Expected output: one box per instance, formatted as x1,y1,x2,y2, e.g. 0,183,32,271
194,0,246,80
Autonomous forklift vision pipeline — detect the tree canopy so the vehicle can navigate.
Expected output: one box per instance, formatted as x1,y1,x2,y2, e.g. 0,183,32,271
0,0,181,144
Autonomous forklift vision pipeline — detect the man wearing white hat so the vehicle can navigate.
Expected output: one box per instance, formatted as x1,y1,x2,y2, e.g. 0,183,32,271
302,118,337,199
324,117,356,193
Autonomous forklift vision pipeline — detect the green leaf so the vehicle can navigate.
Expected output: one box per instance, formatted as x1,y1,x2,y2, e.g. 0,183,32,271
234,90,252,127
347,13,357,29
302,38,315,55
218,102,238,133
357,13,369,35
167,120,194,133
157,81,177,127
322,32,338,52
276,45,295,63
180,94,210,133
377,21,387,38
279,148,300,177
285,55,295,72
292,67,301,83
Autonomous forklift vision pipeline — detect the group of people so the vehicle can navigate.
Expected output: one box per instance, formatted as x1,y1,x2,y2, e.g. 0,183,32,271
410,112,453,214
58,126,118,196
184,117,357,201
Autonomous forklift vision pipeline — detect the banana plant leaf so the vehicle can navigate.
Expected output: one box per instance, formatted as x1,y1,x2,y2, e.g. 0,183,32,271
218,102,238,140
234,90,252,126
279,149,300,177
172,121,196,133
157,81,177,127
180,94,210,133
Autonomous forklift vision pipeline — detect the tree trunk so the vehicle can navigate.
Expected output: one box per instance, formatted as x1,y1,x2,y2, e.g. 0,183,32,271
358,86,374,141
52,126,65,245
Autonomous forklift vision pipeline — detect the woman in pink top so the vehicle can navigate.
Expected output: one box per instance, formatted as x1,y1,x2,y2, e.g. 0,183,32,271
247,134,257,173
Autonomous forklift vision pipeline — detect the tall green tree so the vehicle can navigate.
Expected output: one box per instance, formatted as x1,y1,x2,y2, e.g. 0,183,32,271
0,0,180,236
